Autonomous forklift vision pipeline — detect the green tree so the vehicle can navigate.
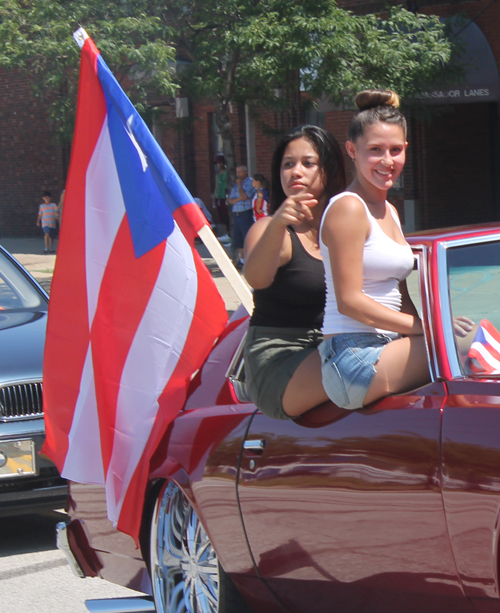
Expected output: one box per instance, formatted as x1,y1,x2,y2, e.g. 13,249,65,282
0,0,460,181
0,0,177,144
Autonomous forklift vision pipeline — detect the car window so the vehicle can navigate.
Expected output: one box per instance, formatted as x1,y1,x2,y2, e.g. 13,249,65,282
0,251,47,310
226,330,252,402
446,240,500,375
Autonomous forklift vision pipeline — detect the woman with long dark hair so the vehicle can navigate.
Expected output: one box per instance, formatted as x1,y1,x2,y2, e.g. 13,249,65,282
243,125,346,419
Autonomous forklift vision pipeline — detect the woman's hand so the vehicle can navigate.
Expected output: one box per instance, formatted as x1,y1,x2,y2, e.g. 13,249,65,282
453,315,475,337
272,192,318,228
244,193,315,289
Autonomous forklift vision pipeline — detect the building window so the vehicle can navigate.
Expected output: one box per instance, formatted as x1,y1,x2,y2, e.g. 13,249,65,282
305,109,325,128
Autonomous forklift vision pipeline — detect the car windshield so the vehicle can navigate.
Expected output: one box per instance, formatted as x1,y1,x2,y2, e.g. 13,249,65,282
0,250,47,310
447,240,500,375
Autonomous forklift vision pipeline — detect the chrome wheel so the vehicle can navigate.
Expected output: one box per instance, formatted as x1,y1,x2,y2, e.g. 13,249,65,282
151,482,220,613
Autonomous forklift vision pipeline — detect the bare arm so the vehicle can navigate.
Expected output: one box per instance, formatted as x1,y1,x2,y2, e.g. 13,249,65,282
254,189,264,214
321,196,423,336
244,192,318,289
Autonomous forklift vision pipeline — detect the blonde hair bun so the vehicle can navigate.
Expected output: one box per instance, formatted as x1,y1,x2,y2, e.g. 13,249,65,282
355,89,400,111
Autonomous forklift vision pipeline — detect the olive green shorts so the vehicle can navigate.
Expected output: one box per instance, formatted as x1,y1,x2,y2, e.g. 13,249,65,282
244,326,323,420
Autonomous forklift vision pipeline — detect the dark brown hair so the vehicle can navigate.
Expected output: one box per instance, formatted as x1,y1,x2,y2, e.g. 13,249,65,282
252,173,269,191
348,89,407,142
270,125,346,213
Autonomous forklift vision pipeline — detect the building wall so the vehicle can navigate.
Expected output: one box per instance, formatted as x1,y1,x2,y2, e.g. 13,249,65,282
176,0,500,233
0,69,65,238
411,1,500,228
332,0,500,231
174,101,307,220
414,102,495,229
1,1,500,236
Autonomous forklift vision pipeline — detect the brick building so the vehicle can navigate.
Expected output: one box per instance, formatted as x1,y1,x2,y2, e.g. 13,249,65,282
1,0,499,237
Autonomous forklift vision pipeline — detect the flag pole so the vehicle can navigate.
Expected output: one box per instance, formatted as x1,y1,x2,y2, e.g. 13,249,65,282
197,225,253,313
73,27,254,316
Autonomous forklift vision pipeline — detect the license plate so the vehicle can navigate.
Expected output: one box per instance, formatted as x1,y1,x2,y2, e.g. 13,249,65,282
0,440,35,478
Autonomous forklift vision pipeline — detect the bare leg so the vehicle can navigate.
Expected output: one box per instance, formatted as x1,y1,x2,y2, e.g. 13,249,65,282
363,335,430,406
282,349,329,417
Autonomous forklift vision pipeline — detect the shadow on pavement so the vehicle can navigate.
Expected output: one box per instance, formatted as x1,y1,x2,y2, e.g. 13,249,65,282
0,510,68,557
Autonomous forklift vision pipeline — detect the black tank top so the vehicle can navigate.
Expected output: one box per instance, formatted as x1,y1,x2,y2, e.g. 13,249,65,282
249,227,325,329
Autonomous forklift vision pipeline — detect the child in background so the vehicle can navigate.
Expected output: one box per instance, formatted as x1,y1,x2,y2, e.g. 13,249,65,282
36,190,58,254
251,174,270,221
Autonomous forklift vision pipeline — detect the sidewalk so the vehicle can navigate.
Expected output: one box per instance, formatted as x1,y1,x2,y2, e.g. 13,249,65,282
0,237,244,315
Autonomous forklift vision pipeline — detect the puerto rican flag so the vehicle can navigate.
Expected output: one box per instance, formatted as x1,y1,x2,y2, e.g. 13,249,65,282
468,319,500,374
42,34,228,540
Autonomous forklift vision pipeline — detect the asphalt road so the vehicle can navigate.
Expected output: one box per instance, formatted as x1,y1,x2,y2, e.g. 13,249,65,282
0,510,143,613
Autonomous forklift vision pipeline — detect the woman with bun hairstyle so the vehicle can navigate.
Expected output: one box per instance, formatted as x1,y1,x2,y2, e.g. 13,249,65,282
318,89,443,410
243,125,346,420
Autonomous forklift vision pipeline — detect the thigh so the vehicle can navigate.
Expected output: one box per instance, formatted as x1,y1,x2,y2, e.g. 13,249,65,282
282,349,329,417
364,335,430,405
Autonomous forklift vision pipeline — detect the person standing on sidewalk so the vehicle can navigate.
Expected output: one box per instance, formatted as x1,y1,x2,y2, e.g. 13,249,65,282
213,155,228,233
36,191,58,254
228,165,256,268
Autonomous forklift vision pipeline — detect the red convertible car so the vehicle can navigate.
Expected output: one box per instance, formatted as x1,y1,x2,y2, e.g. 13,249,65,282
58,224,500,613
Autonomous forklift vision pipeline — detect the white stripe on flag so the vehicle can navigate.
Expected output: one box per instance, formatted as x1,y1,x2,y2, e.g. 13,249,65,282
86,117,126,323
61,347,105,483
105,224,198,522
470,341,500,373
60,119,126,485
482,327,500,356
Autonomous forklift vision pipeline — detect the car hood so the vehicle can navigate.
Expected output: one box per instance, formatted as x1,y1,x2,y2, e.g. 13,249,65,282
0,310,47,384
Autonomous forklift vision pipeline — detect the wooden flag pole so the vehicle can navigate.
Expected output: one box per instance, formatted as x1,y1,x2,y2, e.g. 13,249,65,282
197,225,253,314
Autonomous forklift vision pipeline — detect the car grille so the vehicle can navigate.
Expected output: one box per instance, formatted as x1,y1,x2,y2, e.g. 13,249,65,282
0,383,43,421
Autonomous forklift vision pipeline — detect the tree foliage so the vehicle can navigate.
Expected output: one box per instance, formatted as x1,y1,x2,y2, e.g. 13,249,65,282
0,0,177,141
0,0,462,171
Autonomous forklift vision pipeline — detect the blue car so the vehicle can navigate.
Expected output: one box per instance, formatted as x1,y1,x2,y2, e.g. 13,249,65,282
0,245,67,516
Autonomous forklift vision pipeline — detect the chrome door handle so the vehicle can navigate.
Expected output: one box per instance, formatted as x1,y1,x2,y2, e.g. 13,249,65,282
243,439,265,451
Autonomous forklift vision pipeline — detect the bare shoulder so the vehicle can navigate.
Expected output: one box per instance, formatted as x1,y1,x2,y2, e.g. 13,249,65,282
244,214,292,261
244,215,273,250
324,194,368,225
246,215,272,239
322,194,369,246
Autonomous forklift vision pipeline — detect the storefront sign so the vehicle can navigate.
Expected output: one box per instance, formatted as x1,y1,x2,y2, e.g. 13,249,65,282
417,82,499,104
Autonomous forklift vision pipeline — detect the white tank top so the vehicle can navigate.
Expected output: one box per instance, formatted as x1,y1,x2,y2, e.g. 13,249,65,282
319,192,414,338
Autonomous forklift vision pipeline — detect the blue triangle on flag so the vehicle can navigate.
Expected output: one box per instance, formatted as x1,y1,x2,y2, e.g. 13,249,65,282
106,102,175,258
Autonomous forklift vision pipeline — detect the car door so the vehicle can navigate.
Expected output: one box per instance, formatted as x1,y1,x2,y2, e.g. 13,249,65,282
436,235,500,610
237,383,473,613
236,248,473,613
442,380,500,610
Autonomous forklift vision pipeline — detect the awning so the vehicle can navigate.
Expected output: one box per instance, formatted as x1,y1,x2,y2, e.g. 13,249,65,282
418,20,499,104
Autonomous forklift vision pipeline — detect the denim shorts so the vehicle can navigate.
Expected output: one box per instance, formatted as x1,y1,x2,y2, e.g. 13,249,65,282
318,333,393,410
42,226,57,239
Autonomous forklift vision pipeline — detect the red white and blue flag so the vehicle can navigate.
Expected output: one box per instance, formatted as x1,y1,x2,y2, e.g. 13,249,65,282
42,34,228,540
468,319,500,374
